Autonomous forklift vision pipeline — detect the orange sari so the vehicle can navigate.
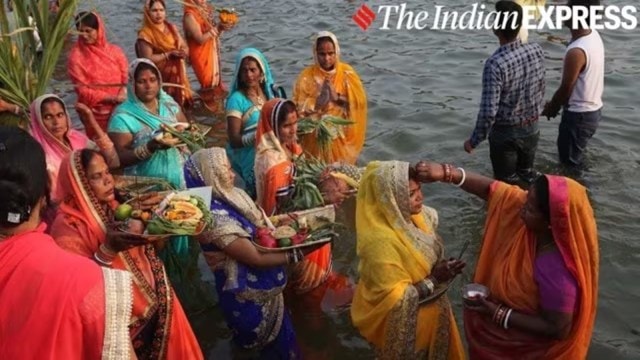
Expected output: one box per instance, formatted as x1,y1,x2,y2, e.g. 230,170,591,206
50,151,204,360
293,31,368,164
138,0,193,108
255,99,339,298
464,177,598,359
183,0,221,89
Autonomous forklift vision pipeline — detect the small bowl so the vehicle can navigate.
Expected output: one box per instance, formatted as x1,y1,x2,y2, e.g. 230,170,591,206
462,283,489,300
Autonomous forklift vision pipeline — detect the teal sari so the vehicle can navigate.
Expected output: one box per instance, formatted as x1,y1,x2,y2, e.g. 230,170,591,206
225,48,282,198
108,59,215,312
108,84,187,189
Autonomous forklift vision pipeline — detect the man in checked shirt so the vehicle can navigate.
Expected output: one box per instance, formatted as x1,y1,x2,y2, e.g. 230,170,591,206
464,1,546,185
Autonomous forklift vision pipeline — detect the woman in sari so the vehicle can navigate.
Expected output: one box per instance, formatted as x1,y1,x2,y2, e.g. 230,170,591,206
414,161,599,359
351,161,466,358
108,59,207,311
185,147,326,358
293,31,368,164
0,126,133,359
226,48,282,198
50,149,204,360
108,58,189,189
68,11,128,139
29,94,118,203
183,0,231,103
137,0,193,108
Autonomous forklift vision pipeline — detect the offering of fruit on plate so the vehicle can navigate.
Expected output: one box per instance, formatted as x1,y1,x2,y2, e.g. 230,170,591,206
114,193,212,236
154,123,207,152
255,216,335,249
218,7,239,27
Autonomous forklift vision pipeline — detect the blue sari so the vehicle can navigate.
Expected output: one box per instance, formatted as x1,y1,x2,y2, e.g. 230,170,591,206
225,48,283,198
184,156,299,358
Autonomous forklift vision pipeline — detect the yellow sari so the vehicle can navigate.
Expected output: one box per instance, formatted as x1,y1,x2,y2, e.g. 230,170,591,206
293,31,367,164
351,161,465,359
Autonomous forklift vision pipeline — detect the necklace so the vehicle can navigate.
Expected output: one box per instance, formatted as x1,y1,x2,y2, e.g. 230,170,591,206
246,89,265,106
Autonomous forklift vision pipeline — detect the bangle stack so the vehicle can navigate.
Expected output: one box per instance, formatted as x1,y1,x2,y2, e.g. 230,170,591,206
241,132,256,148
492,304,514,330
441,163,453,183
134,143,153,160
416,277,436,298
286,248,304,264
94,244,116,266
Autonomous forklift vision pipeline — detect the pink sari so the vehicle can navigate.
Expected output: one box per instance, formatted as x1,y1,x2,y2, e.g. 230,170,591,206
0,223,133,359
68,12,128,138
29,94,89,202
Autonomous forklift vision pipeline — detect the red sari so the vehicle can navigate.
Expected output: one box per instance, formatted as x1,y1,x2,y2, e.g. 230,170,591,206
50,151,204,360
464,176,599,359
68,12,128,139
0,224,133,359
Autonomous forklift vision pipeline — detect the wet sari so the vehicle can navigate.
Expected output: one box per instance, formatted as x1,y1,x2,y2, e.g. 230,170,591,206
108,59,207,311
184,148,299,358
137,0,193,108
226,48,280,197
0,224,133,360
68,12,128,139
183,0,221,89
351,161,465,359
464,176,598,359
50,151,204,360
29,94,117,203
293,31,367,164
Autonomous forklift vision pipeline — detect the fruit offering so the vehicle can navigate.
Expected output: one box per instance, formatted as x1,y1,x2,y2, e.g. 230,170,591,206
218,7,239,26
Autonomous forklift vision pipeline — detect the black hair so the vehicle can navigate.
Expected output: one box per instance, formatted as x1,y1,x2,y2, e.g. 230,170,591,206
237,56,264,91
276,101,297,128
75,11,99,31
134,61,160,82
567,0,601,26
316,36,335,50
40,96,65,114
0,126,50,228
494,1,523,41
533,175,551,223
148,0,166,9
408,166,419,183
80,148,101,172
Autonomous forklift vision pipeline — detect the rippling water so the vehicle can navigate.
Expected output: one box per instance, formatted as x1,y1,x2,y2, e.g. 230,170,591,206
52,0,640,358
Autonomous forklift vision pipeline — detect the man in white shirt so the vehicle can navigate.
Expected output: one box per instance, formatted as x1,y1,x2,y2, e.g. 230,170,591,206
542,0,604,167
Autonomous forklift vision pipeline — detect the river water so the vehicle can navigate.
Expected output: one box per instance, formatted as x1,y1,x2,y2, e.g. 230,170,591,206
53,0,640,358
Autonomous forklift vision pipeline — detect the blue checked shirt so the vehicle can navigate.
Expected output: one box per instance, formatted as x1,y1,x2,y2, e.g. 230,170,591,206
470,40,546,148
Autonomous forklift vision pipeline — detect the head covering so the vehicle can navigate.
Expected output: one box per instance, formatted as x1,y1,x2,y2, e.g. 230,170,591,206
29,94,90,201
228,48,279,98
185,147,262,224
313,31,341,73
138,0,176,52
123,58,177,121
464,176,599,359
352,160,444,351
53,150,113,255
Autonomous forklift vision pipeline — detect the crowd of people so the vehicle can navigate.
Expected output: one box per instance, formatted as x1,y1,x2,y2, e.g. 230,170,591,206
0,0,603,359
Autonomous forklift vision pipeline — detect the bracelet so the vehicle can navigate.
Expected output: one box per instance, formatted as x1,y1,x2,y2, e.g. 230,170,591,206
454,167,466,187
492,304,505,324
442,163,453,183
13,105,20,115
134,144,153,160
93,251,113,266
503,308,513,329
99,243,116,258
241,132,256,147
494,306,508,327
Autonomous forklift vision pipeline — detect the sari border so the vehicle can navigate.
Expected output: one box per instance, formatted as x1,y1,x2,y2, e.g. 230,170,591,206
101,268,133,360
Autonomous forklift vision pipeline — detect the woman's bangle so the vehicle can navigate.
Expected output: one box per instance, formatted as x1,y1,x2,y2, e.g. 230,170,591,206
454,167,466,187
441,163,453,183
503,308,513,329
241,132,255,147
134,143,153,160
94,251,113,266
13,105,20,115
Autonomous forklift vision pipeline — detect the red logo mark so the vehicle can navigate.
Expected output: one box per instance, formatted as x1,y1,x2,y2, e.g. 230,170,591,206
352,4,376,31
